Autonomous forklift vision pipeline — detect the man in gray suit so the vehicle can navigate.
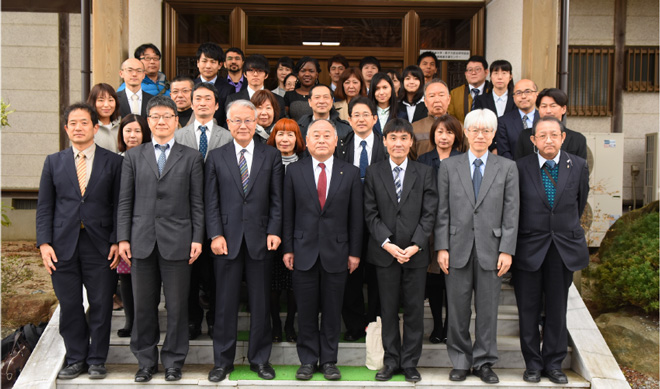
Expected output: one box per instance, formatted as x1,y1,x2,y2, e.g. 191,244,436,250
118,96,205,383
435,109,519,384
175,82,233,340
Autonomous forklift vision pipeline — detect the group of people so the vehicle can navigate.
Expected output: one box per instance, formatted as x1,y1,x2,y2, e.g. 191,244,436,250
36,42,591,385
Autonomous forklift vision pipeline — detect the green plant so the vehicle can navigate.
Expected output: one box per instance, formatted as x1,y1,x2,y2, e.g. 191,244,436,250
1,255,34,296
1,99,15,127
1,203,12,227
592,210,659,313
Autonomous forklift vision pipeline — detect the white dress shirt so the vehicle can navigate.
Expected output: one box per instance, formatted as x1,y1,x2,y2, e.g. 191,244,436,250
312,155,334,198
352,131,374,168
200,75,218,84
153,137,175,163
73,143,96,184
194,119,215,148
377,106,389,130
493,90,509,117
468,149,489,178
125,89,143,115
234,139,255,174
247,86,264,99
537,150,561,169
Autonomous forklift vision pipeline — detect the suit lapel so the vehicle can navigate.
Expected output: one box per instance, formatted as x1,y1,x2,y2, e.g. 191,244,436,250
346,137,355,163
476,152,499,207
526,156,552,210
323,158,344,213
457,153,476,207
119,91,130,118
552,152,573,209
398,162,417,208
184,126,198,151
208,125,224,150
222,143,246,197
84,147,107,197
378,161,399,206
301,158,322,213
159,142,183,179
62,148,82,197
245,143,265,197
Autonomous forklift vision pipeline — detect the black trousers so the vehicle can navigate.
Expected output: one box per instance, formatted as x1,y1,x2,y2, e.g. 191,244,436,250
188,240,215,327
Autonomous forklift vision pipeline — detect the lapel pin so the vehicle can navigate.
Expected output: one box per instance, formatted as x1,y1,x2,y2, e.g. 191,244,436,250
340,171,343,175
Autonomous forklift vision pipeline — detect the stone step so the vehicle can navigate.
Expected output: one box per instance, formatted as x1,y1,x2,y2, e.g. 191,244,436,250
105,334,571,369
56,365,589,388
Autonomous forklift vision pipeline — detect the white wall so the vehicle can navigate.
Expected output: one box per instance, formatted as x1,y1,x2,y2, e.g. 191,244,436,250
485,0,524,82
128,0,163,59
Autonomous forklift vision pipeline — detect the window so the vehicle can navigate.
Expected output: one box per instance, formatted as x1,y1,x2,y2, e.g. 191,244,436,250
626,47,659,92
567,46,614,116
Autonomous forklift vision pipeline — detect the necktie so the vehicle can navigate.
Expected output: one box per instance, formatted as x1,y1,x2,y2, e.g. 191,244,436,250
393,166,402,202
542,160,558,207
155,144,169,176
76,152,87,196
473,159,483,200
522,114,529,130
318,162,327,209
471,88,480,110
359,140,368,182
199,125,208,159
239,149,249,195
130,94,140,115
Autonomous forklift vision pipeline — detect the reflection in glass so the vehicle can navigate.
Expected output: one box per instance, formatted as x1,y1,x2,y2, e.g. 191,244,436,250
178,14,230,44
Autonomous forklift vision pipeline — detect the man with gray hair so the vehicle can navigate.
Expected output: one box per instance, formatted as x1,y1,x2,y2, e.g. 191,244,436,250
434,109,519,384
411,79,452,158
283,119,363,381
205,100,283,382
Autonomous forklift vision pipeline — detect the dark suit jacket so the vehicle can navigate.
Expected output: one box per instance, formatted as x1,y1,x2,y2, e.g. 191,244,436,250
496,109,539,160
205,141,284,260
225,89,287,121
194,77,235,128
473,90,515,118
282,157,363,273
515,152,590,272
117,141,205,260
335,130,388,164
514,126,588,161
297,111,353,140
364,159,438,268
36,146,123,261
417,149,461,172
117,89,154,118
397,100,428,123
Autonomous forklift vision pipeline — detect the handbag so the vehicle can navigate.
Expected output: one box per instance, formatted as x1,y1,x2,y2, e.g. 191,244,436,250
365,316,384,370
1,331,32,387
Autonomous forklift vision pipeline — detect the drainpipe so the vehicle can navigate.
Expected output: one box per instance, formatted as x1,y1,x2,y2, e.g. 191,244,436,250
559,0,569,99
81,0,91,101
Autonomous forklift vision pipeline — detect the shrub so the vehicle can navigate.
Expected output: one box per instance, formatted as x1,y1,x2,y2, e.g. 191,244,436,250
1,255,34,296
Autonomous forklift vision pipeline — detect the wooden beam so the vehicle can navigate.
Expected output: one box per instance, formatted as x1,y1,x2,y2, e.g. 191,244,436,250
521,0,559,90
91,0,128,86
612,0,626,133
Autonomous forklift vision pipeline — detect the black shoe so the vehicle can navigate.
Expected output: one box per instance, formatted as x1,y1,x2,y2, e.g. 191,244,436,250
208,365,234,382
343,332,365,341
449,368,469,381
375,365,398,381
473,364,499,384
320,362,341,380
188,323,201,340
272,332,282,342
285,327,297,342
165,367,182,381
208,324,214,338
295,364,316,380
58,362,87,379
117,328,131,338
88,364,107,379
134,366,157,383
523,369,542,383
250,363,276,380
403,367,421,382
429,334,442,343
542,369,568,384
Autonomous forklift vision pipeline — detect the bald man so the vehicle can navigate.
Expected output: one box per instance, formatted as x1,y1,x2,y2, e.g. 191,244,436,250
118,58,154,118
494,79,539,160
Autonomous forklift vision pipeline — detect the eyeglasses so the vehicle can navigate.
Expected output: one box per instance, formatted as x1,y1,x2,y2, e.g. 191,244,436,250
139,56,160,62
534,133,562,141
122,67,145,74
228,118,255,126
148,114,177,121
171,89,192,95
513,89,538,97
466,67,484,73
351,113,374,119
245,69,266,75
466,127,494,135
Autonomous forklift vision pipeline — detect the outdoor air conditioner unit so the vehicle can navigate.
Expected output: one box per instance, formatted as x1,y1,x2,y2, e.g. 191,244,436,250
581,133,624,247
644,132,659,205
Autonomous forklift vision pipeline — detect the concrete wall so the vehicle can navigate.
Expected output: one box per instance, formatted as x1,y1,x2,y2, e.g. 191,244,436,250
128,0,163,60
485,0,523,82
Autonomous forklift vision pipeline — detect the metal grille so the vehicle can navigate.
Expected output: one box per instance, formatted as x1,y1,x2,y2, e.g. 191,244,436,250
626,47,660,92
567,46,614,117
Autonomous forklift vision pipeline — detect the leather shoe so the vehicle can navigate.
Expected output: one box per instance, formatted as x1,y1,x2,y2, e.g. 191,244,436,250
403,367,421,382
188,323,201,340
208,365,234,382
543,369,568,384
320,362,341,380
285,327,297,342
117,328,131,338
88,364,107,379
523,369,542,383
473,364,499,384
250,363,275,380
449,368,469,381
208,324,214,338
344,332,365,341
165,367,182,381
134,366,157,382
375,365,398,381
295,364,316,380
58,362,87,379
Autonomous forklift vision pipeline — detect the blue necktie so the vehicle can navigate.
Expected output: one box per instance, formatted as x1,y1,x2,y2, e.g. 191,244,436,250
155,144,169,176
393,166,402,202
359,140,368,182
199,125,208,159
542,160,558,207
471,88,480,110
473,158,483,200
239,149,249,195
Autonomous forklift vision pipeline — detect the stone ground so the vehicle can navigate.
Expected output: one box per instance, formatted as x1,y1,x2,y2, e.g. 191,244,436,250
0,240,657,388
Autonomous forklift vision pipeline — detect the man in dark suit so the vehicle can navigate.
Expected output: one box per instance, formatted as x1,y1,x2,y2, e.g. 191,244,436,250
473,60,515,118
514,88,588,161
225,54,286,120
194,42,235,128
37,103,123,380
297,84,352,139
364,118,438,383
494,79,539,159
514,117,589,385
335,97,388,341
447,55,491,124
205,99,283,382
435,109,519,384
117,96,205,383
117,58,154,118
283,119,363,381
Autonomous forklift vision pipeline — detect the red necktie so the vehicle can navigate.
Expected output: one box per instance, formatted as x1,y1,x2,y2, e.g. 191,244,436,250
318,162,326,209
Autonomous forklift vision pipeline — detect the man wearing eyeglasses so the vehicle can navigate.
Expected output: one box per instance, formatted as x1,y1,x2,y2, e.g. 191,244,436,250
495,79,540,160
117,96,205,383
117,58,154,118
297,84,352,139
170,76,195,128
205,100,283,382
117,43,170,97
435,109,519,384
447,55,491,124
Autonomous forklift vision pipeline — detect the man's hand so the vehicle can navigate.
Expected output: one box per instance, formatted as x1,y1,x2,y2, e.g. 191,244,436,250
108,244,120,269
348,256,360,274
383,242,406,263
497,252,512,277
189,242,202,264
267,234,281,251
39,244,58,275
119,241,132,267
437,250,449,275
211,236,228,256
401,245,420,261
283,253,294,271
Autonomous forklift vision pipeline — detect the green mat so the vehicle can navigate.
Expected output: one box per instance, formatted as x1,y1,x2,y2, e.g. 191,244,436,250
228,364,406,381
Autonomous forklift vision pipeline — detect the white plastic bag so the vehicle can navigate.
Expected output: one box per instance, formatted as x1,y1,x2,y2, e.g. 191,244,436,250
365,317,384,370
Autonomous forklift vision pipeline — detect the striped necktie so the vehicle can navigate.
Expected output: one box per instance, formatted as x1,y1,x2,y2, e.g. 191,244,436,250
76,152,87,196
239,149,249,195
393,166,402,202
